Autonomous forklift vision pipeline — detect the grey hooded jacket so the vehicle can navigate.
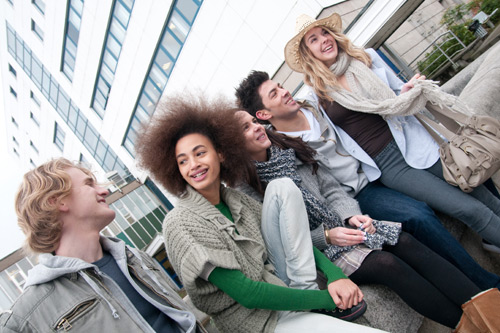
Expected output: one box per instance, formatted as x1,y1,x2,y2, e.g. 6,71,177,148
0,237,206,333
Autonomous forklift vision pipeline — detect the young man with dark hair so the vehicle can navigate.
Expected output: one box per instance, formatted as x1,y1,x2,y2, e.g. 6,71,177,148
235,70,500,291
0,158,206,333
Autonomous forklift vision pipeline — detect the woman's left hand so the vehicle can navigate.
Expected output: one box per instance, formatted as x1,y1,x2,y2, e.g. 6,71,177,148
401,73,426,94
347,215,376,234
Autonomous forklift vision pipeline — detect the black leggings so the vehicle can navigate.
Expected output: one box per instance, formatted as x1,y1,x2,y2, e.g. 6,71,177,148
349,232,481,328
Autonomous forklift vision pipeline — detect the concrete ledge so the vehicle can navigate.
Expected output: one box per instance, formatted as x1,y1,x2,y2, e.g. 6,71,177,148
418,40,500,333
316,272,424,332
355,285,424,331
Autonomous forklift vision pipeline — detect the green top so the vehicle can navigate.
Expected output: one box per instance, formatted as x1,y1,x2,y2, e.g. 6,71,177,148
215,200,233,221
209,202,347,311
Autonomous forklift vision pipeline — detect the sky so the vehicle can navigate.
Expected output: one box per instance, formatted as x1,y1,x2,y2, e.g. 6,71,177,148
0,79,26,259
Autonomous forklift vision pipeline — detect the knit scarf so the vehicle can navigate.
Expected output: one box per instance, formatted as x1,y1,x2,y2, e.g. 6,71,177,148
325,51,471,123
254,145,401,261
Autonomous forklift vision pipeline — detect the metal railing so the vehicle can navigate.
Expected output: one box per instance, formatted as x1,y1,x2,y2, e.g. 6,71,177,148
398,30,467,80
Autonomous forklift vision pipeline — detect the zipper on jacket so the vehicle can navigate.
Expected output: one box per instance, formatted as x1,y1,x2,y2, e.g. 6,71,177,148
127,264,178,308
55,299,95,331
127,265,208,333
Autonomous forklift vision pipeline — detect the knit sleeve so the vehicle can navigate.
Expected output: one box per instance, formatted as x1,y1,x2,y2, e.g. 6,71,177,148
310,225,329,250
163,210,241,289
313,247,347,284
314,160,362,221
208,267,336,311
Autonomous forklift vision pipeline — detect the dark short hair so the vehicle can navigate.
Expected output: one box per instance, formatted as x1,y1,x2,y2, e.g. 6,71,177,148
235,70,270,122
136,95,249,196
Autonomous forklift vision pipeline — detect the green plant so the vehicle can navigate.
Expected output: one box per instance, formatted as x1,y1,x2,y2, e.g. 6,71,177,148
417,38,466,77
418,1,483,77
450,22,476,45
441,3,471,26
480,0,500,24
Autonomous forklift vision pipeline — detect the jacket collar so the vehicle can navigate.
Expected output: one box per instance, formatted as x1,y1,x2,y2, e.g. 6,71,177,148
25,236,126,288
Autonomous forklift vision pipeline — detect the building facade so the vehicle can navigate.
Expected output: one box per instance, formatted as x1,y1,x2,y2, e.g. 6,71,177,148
0,0,467,309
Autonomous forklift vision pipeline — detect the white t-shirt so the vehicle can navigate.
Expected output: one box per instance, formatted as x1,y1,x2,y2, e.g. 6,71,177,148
277,109,322,141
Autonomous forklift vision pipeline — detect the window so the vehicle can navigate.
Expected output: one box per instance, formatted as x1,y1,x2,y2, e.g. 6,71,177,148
8,63,16,77
13,148,19,156
107,184,168,249
12,136,19,146
32,0,45,14
53,122,65,151
30,90,41,106
30,112,40,126
7,22,131,179
91,0,135,118
11,117,18,128
9,86,17,98
30,159,36,168
31,19,44,40
30,140,39,154
61,0,84,80
123,0,203,155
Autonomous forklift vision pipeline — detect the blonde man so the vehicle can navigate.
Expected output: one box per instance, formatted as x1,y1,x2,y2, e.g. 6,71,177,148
1,158,205,333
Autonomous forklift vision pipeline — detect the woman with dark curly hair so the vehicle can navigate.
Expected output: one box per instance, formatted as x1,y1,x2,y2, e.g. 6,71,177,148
135,96,383,333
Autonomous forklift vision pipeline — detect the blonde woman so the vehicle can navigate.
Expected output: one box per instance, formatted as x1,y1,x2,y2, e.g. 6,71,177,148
284,13,500,251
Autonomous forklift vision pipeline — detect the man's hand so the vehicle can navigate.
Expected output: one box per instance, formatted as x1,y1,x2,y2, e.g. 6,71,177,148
348,215,376,234
327,278,363,310
401,73,426,94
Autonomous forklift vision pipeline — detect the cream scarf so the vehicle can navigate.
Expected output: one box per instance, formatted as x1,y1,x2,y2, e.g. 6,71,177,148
326,51,471,120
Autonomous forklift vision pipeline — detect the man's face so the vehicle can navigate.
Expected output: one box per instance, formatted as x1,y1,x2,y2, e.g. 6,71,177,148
60,167,115,230
257,80,301,122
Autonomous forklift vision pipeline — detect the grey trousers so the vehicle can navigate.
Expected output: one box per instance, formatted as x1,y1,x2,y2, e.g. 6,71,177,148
374,140,500,246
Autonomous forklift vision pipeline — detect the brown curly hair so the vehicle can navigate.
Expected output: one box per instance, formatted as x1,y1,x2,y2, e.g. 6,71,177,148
15,158,95,254
135,95,251,196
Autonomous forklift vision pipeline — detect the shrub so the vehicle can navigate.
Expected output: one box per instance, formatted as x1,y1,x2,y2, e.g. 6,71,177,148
480,0,500,24
417,1,487,77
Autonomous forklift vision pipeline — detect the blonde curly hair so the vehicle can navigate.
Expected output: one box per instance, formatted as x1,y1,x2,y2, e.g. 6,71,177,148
15,158,94,254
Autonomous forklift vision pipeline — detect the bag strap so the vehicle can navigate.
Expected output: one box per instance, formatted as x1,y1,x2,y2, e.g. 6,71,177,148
425,102,463,132
416,101,475,142
415,113,458,143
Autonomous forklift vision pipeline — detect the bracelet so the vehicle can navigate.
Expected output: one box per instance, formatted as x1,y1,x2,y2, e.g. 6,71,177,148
324,228,330,244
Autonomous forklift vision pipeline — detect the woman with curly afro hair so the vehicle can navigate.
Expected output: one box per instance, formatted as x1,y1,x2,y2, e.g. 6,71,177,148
135,96,382,333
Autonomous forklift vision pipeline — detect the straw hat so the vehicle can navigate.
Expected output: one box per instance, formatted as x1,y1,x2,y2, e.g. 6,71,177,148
284,13,342,73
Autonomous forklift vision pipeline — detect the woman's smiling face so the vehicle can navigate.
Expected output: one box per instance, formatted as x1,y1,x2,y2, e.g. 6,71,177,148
236,111,271,162
303,26,339,67
175,133,223,200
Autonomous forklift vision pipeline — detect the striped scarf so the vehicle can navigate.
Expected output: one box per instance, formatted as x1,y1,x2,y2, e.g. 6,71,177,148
254,145,401,261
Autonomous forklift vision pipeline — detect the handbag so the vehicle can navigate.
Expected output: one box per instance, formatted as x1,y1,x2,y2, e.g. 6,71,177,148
416,102,500,192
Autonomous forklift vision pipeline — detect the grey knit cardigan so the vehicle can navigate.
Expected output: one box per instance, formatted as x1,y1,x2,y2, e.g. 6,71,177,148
163,185,286,333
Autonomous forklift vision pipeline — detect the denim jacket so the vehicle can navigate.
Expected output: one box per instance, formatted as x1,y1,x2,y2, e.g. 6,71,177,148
0,237,205,333
300,49,440,181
